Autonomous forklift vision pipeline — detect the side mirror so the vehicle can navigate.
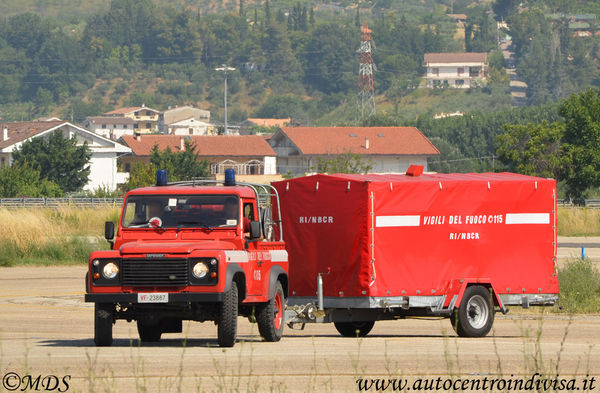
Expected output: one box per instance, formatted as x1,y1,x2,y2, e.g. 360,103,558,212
249,220,261,239
104,221,115,241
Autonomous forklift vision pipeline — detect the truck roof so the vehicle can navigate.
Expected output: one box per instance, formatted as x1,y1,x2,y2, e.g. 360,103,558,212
125,185,257,199
276,172,551,184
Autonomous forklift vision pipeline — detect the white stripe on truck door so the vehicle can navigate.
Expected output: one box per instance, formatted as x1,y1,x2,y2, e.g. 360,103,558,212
505,213,550,224
375,215,421,227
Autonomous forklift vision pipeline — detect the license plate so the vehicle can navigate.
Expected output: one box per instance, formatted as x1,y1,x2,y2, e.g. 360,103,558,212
138,293,169,303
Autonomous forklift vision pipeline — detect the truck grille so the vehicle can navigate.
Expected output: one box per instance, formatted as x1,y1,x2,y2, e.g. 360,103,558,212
122,259,188,287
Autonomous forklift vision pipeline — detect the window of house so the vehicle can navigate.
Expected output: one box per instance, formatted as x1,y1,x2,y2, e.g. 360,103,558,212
433,68,439,76
189,128,193,135
146,123,151,129
456,79,465,86
125,163,131,172
1,158,5,166
134,124,139,129
123,125,128,129
101,124,107,129
457,67,464,76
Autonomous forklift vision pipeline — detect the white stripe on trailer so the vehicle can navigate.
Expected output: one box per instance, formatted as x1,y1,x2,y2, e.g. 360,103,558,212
270,250,288,262
505,213,550,225
224,251,249,263
375,215,421,227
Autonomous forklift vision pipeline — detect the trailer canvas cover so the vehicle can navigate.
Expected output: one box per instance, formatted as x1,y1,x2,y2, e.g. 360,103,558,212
273,173,558,302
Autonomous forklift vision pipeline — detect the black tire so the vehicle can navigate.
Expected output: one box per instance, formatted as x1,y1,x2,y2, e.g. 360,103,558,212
94,303,114,346
257,281,285,342
334,321,375,337
218,283,238,347
450,285,495,337
137,319,162,342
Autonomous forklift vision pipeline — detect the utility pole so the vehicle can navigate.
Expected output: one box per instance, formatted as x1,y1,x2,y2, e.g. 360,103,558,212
215,65,236,134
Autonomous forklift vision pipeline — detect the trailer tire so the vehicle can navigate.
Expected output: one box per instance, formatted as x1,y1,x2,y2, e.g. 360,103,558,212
334,321,375,337
137,319,162,342
451,285,494,337
257,281,285,342
94,303,113,347
218,283,238,347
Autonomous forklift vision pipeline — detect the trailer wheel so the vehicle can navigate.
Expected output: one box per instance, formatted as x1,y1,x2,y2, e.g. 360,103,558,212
451,285,495,337
218,283,238,347
334,321,375,337
257,281,285,342
94,303,114,346
137,319,162,342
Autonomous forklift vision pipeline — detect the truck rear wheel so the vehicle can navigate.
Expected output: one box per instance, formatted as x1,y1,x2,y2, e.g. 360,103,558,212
257,281,285,342
94,303,113,347
218,283,238,347
334,321,375,337
451,285,495,337
137,319,162,342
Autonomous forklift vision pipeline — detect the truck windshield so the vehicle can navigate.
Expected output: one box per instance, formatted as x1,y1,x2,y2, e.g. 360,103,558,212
122,195,240,229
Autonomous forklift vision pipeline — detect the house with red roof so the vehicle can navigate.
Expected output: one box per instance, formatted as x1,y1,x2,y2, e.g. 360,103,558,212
423,52,488,88
119,134,277,175
268,127,439,175
0,120,131,191
104,105,161,133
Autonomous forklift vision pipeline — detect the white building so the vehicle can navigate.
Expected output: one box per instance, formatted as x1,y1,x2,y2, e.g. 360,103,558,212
83,116,136,140
268,127,440,175
167,118,216,136
159,106,211,133
424,52,488,88
0,120,131,191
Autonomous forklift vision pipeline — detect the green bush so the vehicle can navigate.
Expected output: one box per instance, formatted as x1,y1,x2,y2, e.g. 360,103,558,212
557,258,600,313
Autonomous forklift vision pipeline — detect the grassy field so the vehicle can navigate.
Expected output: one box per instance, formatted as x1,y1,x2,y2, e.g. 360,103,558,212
0,207,119,267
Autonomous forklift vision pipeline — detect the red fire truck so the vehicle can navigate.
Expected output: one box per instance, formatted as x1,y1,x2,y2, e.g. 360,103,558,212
85,170,288,347
85,167,558,346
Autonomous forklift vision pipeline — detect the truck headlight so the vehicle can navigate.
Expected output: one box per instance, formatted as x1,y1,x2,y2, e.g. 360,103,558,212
192,262,209,279
102,262,119,279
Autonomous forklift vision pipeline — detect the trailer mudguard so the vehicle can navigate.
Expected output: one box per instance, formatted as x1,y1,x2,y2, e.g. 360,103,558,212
446,279,507,313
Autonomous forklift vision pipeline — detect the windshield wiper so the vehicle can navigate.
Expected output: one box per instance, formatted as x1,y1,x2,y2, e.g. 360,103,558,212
176,221,213,232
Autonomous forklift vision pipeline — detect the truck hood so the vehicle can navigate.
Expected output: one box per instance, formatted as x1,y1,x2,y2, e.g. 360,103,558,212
119,240,237,255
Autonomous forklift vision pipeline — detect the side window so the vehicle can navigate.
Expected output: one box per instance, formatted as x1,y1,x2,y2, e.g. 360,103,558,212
243,202,255,221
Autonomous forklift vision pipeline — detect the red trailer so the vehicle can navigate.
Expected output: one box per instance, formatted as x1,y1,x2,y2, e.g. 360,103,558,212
274,168,558,337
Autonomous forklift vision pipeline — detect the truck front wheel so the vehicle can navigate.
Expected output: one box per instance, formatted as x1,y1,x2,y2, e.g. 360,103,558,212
218,283,238,347
94,303,114,346
451,285,495,337
257,281,285,342
334,321,375,337
137,319,162,342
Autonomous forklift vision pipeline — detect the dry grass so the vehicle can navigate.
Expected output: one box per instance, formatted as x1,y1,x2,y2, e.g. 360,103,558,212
0,207,120,266
557,207,600,237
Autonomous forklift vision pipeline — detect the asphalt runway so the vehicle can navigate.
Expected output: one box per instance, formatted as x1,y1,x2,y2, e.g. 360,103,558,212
0,266,599,392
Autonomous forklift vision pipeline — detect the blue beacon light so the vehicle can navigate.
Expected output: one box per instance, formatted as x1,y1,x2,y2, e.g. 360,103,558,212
156,169,168,186
224,169,236,186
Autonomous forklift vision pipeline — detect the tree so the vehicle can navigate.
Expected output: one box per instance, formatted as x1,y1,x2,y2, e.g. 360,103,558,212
560,89,600,200
149,140,210,181
0,164,63,197
496,121,565,179
314,153,373,174
11,130,91,193
125,140,210,191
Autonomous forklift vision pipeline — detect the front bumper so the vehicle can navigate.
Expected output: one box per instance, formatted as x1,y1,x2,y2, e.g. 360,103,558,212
85,292,223,303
